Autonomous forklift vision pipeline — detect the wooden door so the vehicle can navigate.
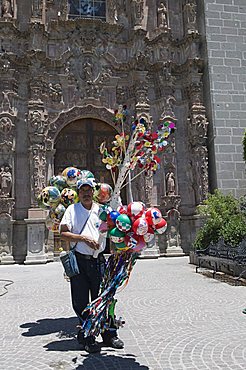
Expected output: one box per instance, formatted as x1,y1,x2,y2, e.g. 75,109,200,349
54,118,116,187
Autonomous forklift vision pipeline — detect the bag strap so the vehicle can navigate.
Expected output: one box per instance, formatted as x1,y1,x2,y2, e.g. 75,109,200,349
70,210,91,251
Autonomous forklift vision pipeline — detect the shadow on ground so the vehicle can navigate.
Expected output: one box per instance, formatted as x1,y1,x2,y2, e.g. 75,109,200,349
20,316,78,338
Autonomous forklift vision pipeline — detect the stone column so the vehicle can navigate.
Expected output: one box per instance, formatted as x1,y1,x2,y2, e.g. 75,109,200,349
24,82,49,264
24,208,47,264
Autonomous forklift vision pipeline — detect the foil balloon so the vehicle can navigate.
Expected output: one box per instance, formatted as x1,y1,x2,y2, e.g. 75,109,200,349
117,205,128,214
106,213,116,230
61,166,74,177
145,207,162,226
153,218,167,234
93,183,113,204
80,170,95,180
109,210,120,223
99,205,110,221
125,233,146,252
116,214,132,232
143,226,155,242
127,201,145,221
49,203,66,224
66,167,82,187
109,227,125,243
60,188,79,207
38,186,61,209
132,217,149,236
49,175,67,192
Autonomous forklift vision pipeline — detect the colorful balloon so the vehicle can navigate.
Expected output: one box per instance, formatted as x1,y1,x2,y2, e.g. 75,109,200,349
60,188,79,207
93,183,113,204
38,186,61,209
153,218,167,234
127,201,145,221
66,167,82,187
109,210,120,223
125,233,146,252
49,175,67,191
109,227,126,243
132,217,149,235
116,214,132,232
49,203,66,224
117,205,128,214
143,226,155,242
80,170,95,180
145,207,162,226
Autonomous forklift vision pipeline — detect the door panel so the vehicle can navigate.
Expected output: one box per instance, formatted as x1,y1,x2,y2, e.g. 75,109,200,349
54,118,116,187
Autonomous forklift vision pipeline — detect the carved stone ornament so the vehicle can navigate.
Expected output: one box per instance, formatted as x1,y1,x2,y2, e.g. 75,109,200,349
30,144,46,205
184,0,198,34
32,0,42,18
0,164,12,198
0,197,14,215
161,195,181,214
1,0,13,18
157,2,169,31
0,92,17,152
27,107,48,141
47,105,115,146
133,0,144,27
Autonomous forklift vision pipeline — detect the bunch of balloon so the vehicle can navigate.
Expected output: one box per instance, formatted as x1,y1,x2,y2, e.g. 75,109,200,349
37,167,113,234
80,104,175,339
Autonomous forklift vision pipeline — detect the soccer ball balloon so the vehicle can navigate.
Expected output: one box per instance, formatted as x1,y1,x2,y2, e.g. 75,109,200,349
60,188,79,207
38,186,61,209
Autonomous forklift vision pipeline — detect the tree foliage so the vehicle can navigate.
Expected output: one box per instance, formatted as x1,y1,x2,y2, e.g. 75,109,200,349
193,190,246,249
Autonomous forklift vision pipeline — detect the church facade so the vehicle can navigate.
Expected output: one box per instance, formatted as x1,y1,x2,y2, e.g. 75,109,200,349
0,0,245,264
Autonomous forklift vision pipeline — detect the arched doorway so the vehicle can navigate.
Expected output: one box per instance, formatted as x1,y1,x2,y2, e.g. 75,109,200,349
53,117,118,254
54,118,116,187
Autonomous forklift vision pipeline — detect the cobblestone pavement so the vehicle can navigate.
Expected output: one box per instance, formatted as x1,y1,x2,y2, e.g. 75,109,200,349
0,257,245,370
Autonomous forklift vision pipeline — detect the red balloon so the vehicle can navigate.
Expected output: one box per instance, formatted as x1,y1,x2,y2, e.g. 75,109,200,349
145,207,162,225
132,217,148,235
127,201,145,221
125,233,146,251
153,218,167,234
117,205,128,214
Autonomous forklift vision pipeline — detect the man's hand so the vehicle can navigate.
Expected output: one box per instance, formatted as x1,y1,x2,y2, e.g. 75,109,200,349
81,235,99,250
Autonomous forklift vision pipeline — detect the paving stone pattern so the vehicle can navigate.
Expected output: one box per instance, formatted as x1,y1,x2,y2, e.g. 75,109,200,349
0,257,245,370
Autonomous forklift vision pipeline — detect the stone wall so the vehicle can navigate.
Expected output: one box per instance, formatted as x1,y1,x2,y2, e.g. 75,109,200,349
202,0,246,197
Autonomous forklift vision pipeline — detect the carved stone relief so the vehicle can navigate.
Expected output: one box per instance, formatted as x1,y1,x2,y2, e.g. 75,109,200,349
0,164,12,197
133,0,144,28
183,0,198,35
1,0,13,18
30,144,46,206
157,2,169,31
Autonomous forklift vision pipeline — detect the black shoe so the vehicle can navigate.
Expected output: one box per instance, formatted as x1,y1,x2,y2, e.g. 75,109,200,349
103,336,124,349
84,336,101,353
77,329,85,346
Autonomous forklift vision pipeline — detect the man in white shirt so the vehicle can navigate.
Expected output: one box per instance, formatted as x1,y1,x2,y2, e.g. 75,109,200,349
60,178,124,353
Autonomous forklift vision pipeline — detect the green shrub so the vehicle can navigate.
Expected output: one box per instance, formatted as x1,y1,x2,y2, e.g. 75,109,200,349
193,190,246,249
243,129,246,162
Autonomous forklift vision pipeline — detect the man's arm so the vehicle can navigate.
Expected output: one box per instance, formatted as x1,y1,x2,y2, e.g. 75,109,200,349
60,224,99,250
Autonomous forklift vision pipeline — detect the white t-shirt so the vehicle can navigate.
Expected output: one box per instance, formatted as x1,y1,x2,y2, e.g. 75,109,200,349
60,202,105,256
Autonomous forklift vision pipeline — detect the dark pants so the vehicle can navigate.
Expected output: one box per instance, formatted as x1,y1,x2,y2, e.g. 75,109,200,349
70,252,117,341
70,252,101,325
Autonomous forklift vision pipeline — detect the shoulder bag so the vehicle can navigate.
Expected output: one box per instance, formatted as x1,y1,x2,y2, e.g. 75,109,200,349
60,212,90,278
